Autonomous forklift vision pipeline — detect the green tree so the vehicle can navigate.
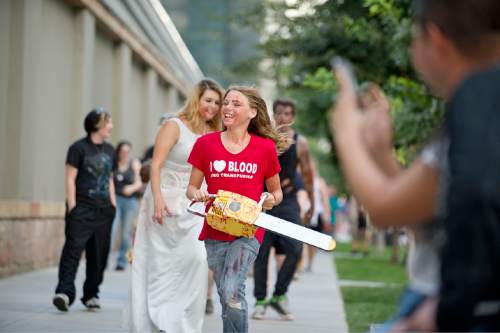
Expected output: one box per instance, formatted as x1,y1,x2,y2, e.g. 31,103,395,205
247,0,445,191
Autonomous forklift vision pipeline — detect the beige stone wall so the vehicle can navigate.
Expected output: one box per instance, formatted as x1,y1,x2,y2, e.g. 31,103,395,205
0,201,65,278
0,218,65,278
0,0,191,276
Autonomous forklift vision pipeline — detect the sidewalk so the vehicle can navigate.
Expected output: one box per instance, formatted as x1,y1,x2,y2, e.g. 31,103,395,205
0,251,347,332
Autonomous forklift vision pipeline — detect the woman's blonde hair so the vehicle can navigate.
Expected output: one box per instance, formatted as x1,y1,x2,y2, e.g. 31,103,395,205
178,79,224,133
224,86,288,153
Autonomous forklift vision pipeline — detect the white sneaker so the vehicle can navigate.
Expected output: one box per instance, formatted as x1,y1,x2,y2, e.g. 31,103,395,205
52,293,69,312
251,303,267,320
83,297,101,311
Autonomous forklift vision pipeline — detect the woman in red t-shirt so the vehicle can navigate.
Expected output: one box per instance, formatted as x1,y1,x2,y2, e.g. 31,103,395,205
187,86,284,333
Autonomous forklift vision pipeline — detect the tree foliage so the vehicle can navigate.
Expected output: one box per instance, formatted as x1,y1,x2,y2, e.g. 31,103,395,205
244,0,445,191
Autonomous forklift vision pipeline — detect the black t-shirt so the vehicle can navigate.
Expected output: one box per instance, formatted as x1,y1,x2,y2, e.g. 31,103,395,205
66,137,115,207
437,64,500,331
114,162,135,198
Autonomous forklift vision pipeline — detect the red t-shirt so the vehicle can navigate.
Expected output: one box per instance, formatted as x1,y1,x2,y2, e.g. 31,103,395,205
188,131,281,243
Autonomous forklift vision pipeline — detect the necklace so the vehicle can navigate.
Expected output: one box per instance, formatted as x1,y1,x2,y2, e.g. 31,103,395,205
89,138,105,171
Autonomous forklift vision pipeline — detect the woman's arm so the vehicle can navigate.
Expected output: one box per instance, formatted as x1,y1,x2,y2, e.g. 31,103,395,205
151,121,180,224
262,174,283,210
186,167,210,202
109,176,116,207
122,159,143,196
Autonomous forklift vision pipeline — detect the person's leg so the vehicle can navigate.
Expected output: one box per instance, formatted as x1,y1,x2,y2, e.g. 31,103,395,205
110,197,122,265
82,206,114,304
220,238,260,333
205,240,229,327
117,197,137,269
111,196,123,268
206,269,215,314
306,216,322,272
253,232,274,302
273,236,302,296
55,205,95,306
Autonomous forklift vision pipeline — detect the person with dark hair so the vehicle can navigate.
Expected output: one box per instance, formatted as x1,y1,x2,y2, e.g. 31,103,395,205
111,141,142,271
331,0,500,331
252,98,315,321
52,108,116,312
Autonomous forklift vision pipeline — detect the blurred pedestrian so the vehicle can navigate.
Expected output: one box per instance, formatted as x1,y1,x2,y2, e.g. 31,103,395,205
252,98,314,321
52,108,116,312
304,162,331,272
111,141,142,271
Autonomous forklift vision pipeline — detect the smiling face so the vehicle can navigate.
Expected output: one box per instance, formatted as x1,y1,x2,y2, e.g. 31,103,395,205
222,90,257,129
198,89,221,121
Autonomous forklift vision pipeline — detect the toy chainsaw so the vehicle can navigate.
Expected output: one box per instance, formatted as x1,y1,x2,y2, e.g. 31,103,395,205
187,190,336,251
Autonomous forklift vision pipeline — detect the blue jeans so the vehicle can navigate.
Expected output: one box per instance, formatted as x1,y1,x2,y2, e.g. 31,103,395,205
372,287,427,332
205,238,260,333
111,195,138,268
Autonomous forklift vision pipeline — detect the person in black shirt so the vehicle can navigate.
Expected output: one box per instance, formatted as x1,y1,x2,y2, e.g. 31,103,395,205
53,108,116,312
331,0,500,330
252,99,315,321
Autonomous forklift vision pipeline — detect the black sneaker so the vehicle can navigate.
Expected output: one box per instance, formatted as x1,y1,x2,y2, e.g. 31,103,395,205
268,295,294,320
52,293,69,312
115,265,125,271
83,297,101,311
205,298,214,315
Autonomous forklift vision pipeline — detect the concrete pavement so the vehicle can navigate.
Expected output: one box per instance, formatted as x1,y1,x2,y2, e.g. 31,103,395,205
0,251,347,332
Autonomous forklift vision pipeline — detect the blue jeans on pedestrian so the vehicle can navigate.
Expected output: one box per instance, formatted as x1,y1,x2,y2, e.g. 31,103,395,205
205,237,260,333
111,195,138,268
372,287,427,332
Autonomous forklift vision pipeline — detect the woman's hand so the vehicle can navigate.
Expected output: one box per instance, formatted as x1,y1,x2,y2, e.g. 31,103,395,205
153,197,173,224
192,188,211,202
260,193,276,210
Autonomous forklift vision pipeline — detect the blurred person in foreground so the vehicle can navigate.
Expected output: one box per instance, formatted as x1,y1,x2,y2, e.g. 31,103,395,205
330,0,500,331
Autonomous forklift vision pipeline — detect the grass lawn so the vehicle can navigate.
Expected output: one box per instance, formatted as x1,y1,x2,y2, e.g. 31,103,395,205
334,242,408,332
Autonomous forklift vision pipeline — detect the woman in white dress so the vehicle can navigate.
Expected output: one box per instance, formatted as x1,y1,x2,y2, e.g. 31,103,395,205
124,79,224,333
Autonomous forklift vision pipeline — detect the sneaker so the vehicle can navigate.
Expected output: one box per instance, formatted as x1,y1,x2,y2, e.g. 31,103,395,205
268,296,294,320
52,293,69,312
205,298,214,315
83,297,101,311
115,265,125,271
251,300,267,320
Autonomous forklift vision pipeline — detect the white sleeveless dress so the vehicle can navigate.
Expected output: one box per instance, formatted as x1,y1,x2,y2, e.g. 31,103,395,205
123,118,207,333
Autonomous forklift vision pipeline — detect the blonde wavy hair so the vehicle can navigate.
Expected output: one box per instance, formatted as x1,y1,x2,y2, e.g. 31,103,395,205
224,86,288,153
178,79,224,133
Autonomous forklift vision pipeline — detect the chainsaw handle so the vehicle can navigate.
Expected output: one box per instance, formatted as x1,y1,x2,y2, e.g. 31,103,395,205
258,192,270,208
186,194,217,218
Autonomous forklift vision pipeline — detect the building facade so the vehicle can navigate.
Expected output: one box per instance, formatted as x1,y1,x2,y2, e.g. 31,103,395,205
0,0,202,276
